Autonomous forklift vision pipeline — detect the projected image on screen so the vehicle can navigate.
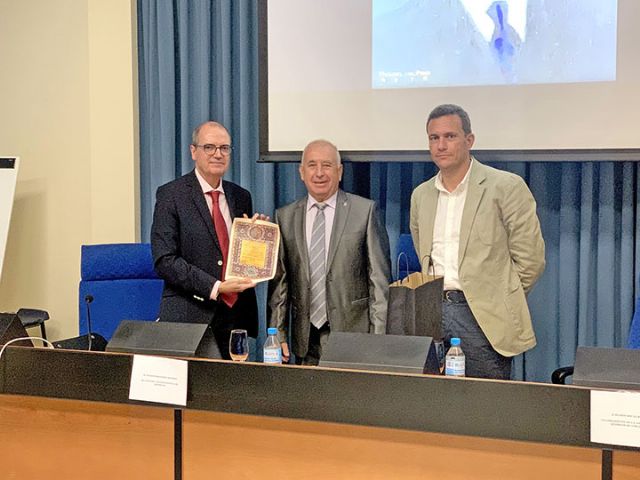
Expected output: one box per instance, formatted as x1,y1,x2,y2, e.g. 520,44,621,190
372,0,618,88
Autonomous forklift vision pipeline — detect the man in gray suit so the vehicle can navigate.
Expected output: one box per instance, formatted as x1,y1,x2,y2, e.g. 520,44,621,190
268,139,391,365
410,104,545,379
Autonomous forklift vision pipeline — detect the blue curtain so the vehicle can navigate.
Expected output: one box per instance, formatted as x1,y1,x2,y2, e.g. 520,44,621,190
137,1,639,381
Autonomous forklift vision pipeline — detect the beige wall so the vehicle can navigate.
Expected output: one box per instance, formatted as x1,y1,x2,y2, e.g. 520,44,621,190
0,0,138,340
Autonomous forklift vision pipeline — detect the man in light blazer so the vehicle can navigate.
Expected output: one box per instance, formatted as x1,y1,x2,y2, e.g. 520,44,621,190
268,139,391,365
151,121,260,359
410,104,545,379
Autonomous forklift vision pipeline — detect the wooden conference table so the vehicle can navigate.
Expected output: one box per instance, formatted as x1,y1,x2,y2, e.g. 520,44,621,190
0,346,638,480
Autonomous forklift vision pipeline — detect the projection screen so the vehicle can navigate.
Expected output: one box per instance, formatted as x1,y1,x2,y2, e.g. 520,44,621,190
259,0,640,162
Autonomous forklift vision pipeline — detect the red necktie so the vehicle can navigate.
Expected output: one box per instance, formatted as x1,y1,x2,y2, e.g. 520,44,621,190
209,191,237,308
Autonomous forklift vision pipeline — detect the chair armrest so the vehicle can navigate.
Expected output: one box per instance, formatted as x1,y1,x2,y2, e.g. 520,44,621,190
551,366,574,384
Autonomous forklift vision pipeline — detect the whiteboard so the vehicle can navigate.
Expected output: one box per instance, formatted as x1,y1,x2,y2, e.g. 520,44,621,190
0,157,19,281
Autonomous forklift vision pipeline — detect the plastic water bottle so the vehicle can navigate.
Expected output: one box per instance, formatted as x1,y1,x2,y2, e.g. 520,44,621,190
445,337,465,377
263,327,282,364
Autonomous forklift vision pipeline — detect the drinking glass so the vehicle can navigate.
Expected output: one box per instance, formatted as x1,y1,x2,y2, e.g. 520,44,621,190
433,339,446,374
229,329,249,361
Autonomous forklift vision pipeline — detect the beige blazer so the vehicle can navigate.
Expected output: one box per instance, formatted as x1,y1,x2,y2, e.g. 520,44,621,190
268,190,391,359
410,160,545,356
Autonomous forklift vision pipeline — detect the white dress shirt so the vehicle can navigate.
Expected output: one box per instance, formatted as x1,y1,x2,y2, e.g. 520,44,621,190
195,169,232,233
431,160,473,290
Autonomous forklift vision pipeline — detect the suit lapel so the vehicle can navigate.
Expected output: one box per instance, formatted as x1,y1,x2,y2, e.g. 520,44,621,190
293,198,310,281
459,161,486,263
327,190,349,271
223,180,239,219
188,171,220,252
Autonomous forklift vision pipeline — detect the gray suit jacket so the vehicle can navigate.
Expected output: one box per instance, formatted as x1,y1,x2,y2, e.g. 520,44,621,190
410,160,545,357
268,190,391,358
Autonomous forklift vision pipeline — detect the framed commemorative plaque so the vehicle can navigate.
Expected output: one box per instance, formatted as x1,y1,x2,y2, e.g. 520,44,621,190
225,218,280,282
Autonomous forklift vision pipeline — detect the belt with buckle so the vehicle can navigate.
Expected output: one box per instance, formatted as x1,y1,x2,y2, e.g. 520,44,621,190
443,290,466,302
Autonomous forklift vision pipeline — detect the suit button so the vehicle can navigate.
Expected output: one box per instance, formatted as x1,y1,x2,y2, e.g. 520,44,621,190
217,260,223,266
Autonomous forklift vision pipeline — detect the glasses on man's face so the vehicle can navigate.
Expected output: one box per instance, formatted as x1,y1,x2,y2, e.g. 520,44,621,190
194,144,232,155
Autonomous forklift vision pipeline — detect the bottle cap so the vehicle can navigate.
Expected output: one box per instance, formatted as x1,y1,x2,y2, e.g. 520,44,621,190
267,327,278,335
450,337,461,346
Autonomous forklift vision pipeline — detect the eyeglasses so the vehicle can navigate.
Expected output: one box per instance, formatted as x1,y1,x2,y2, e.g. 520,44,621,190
194,144,232,155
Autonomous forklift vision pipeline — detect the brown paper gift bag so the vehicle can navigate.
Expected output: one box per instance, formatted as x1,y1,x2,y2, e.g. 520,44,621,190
386,254,443,339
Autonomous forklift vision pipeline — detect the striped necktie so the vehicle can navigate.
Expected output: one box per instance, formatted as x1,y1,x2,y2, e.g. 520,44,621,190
309,202,327,329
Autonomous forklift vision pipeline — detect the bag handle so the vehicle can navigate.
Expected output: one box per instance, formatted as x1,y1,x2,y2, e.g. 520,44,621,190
396,251,410,284
421,254,436,282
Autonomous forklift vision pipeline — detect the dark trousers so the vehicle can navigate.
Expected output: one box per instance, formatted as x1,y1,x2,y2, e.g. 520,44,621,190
295,323,331,366
442,291,512,379
211,302,253,360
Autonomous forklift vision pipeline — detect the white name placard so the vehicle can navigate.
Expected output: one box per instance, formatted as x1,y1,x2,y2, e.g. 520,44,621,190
591,389,640,448
129,354,188,407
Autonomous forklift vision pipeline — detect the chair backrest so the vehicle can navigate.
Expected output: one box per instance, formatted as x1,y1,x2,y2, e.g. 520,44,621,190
79,243,163,341
396,233,420,281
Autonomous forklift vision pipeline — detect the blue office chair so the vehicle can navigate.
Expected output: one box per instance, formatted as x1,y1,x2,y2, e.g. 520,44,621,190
79,243,164,341
396,233,420,281
552,293,640,384
627,296,640,349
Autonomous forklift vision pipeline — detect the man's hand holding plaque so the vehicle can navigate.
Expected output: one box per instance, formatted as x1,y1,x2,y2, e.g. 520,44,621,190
225,217,280,283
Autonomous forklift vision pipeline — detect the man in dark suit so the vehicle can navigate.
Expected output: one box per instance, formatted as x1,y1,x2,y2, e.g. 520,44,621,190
268,139,391,365
151,121,259,359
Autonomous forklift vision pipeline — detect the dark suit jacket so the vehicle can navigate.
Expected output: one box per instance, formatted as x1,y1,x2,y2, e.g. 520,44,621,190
150,170,258,337
268,190,391,358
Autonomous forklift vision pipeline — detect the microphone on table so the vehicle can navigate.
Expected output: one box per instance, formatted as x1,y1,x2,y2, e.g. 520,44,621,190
84,294,94,351
53,294,107,351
